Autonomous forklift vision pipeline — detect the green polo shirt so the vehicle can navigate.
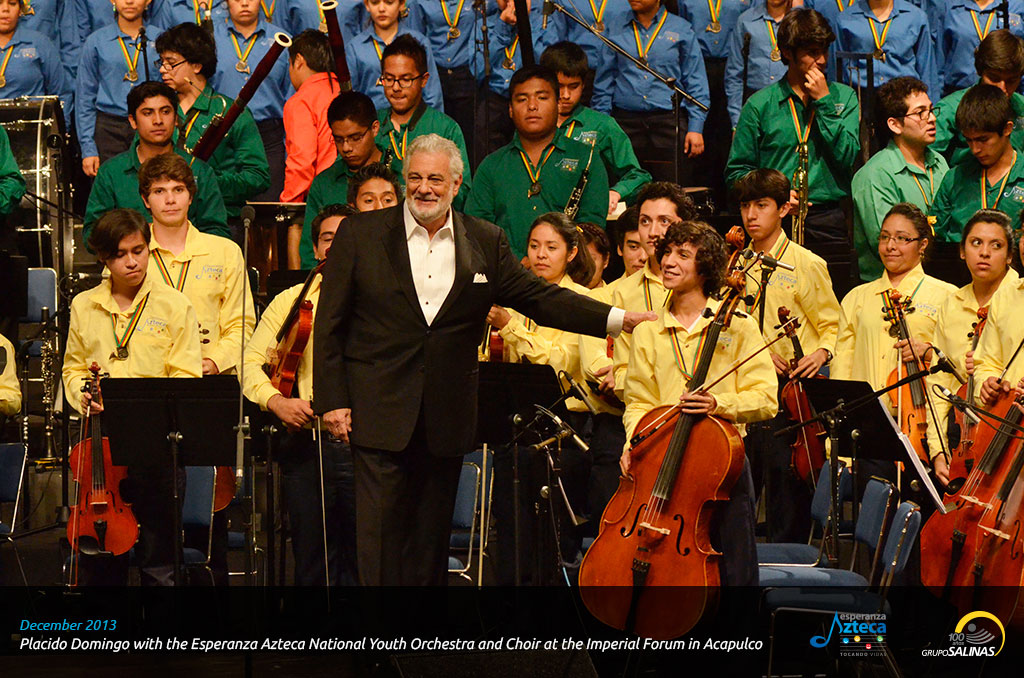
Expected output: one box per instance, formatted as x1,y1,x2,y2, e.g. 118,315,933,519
465,132,610,259
0,125,25,218
559,105,651,205
299,156,357,269
934,86,1024,167
931,151,1024,242
176,84,270,218
852,141,949,281
83,139,230,245
375,103,473,210
726,79,861,204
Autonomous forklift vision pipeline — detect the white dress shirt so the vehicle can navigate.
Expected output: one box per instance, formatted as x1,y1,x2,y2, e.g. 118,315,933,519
403,202,626,334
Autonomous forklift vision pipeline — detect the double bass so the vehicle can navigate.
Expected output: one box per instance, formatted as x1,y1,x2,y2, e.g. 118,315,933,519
67,364,139,585
881,289,931,463
776,307,827,488
578,228,749,639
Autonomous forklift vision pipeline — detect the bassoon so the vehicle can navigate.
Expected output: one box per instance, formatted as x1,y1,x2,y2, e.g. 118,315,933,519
320,0,353,92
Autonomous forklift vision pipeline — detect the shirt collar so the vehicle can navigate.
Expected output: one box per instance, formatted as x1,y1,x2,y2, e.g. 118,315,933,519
511,131,569,155
883,262,926,293
853,0,909,18
403,200,454,241
885,140,943,174
225,18,266,38
662,295,718,335
150,222,209,260
626,6,666,30
88,273,156,315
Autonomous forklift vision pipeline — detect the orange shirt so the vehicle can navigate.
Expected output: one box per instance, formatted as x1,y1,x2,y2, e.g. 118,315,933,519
280,72,341,202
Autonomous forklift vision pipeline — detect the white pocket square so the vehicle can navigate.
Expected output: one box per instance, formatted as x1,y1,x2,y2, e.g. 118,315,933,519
473,273,488,283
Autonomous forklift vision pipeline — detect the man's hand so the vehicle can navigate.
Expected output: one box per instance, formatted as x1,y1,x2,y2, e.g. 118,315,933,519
619,448,631,475
486,305,512,330
622,310,657,334
770,351,789,375
608,190,621,216
678,389,717,415
202,358,220,375
932,455,950,487
595,364,616,395
790,348,829,379
805,65,830,100
82,156,99,176
323,408,352,442
980,376,1010,407
81,391,103,415
498,0,517,24
895,338,931,364
965,350,975,376
268,394,314,430
684,132,704,157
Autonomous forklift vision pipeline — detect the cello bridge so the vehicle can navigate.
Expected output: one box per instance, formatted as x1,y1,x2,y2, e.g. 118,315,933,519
961,496,992,510
979,526,1011,541
638,521,670,536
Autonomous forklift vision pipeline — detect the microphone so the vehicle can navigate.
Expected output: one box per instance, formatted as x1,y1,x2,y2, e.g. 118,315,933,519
542,0,553,29
535,405,589,452
931,347,967,385
561,371,598,416
742,248,796,272
241,205,256,232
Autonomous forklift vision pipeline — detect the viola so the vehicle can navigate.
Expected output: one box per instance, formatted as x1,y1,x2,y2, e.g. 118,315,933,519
776,307,827,488
578,227,749,639
882,289,931,463
920,388,1024,617
948,308,989,489
67,363,139,584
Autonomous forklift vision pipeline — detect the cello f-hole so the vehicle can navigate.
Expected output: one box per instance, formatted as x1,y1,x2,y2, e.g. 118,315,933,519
1013,521,1022,560
673,514,690,555
621,503,647,538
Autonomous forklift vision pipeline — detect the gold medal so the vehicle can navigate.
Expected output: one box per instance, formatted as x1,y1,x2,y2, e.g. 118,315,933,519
873,48,885,61
0,77,6,88
236,60,250,73
116,346,129,360
708,21,721,33
124,69,139,82
770,48,781,62
595,20,605,33
528,181,542,197
448,26,460,39
319,20,327,32
503,57,516,70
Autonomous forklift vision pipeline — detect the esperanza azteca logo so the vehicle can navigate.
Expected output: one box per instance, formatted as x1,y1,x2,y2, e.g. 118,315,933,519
810,612,887,657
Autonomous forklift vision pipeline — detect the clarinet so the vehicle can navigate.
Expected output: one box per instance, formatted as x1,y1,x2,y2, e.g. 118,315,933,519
564,141,596,221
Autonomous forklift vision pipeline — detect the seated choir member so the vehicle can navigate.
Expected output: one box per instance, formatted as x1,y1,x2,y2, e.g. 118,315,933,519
243,202,359,586
346,161,401,212
62,208,202,585
621,220,777,586
975,212,1024,409
832,203,956,487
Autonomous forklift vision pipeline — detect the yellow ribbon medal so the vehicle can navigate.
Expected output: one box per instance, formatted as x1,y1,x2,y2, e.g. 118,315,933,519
440,0,467,40
868,17,893,61
519,146,556,198
109,293,151,361
970,9,996,41
117,35,142,82
230,31,259,73
981,152,1017,210
0,46,14,89
765,20,781,61
706,0,723,33
632,9,668,65
153,252,191,293
588,0,609,33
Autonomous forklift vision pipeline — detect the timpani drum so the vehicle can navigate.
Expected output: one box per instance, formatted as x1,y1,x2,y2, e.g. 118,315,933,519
0,96,73,275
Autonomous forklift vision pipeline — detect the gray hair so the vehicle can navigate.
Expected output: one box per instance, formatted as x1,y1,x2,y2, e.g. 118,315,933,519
404,133,464,180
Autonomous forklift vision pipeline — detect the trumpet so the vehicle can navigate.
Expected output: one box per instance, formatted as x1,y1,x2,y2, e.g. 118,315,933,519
792,141,809,246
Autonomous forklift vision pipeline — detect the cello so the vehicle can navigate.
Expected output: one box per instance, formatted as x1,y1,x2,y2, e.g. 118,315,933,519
777,307,826,488
947,308,989,488
67,364,139,584
881,289,932,463
578,227,750,639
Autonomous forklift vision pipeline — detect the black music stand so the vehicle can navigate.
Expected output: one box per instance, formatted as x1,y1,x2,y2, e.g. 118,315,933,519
101,376,239,586
477,362,564,586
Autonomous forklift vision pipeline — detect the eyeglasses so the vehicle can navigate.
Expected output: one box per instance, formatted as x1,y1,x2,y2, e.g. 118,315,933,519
898,105,940,122
378,73,426,89
334,127,371,147
878,233,922,245
156,57,188,71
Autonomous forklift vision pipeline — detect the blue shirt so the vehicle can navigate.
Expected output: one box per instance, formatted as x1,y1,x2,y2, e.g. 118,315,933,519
805,0,858,30
595,7,711,133
17,0,61,40
345,27,445,112
834,0,939,99
938,1,1024,95
484,4,565,97
407,0,489,70
680,0,749,59
562,0,632,92
75,23,162,159
288,0,366,41
66,0,160,79
210,18,294,122
0,27,73,130
724,3,787,128
150,0,228,29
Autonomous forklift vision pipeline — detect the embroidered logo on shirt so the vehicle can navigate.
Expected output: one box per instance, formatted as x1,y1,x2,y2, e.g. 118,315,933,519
834,102,846,114
198,264,224,280
18,47,37,59
579,131,598,146
1015,116,1024,131
1005,186,1024,203
663,32,679,43
142,318,169,335
558,158,579,172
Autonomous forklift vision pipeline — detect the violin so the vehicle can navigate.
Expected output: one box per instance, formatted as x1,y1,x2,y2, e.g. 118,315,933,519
947,308,989,488
882,289,931,463
578,227,749,639
264,261,326,398
777,307,827,488
478,323,506,362
67,363,139,584
920,387,1024,626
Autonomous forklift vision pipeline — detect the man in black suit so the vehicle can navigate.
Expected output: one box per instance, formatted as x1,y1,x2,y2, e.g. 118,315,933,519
313,134,654,586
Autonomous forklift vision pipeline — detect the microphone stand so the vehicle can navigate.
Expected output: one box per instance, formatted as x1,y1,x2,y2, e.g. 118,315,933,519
475,0,491,167
236,207,255,586
546,1,708,184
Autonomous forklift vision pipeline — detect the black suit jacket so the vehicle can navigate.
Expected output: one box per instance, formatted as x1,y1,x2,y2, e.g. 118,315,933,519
312,204,613,456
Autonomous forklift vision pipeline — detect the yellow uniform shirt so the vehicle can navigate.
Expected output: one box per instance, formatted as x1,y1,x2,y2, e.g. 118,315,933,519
0,334,21,417
926,270,1018,456
623,297,778,445
611,262,668,398
243,275,321,413
501,275,617,415
62,275,203,415
975,273,1024,388
578,275,622,384
149,224,255,374
745,232,840,362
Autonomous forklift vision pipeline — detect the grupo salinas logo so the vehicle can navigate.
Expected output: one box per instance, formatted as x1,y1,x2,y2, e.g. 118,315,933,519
810,612,887,657
923,611,1005,658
